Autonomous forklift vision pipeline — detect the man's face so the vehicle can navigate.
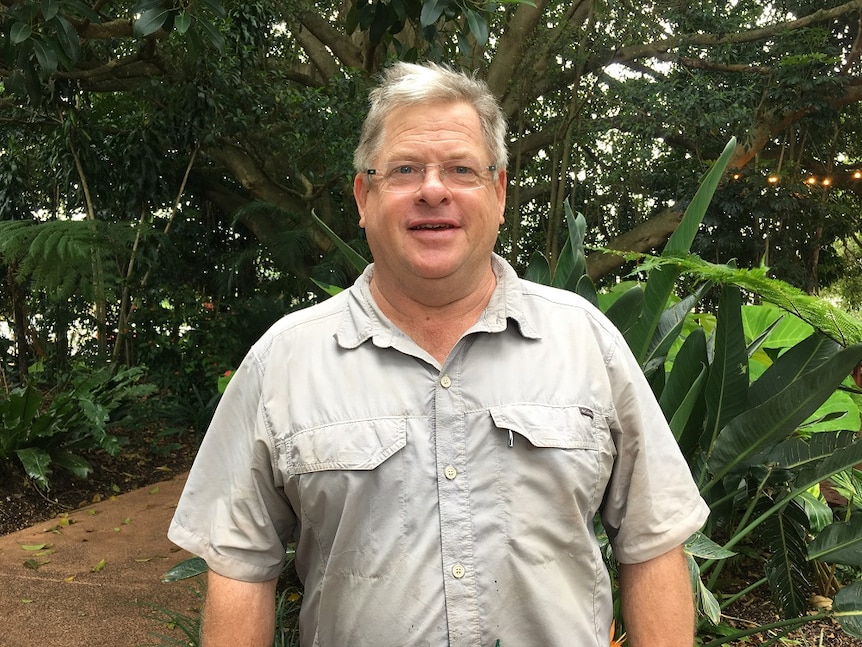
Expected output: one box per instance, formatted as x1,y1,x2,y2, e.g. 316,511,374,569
354,101,506,291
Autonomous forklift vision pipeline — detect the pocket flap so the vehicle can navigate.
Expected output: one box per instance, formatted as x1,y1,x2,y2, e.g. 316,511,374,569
291,417,407,473
489,404,600,450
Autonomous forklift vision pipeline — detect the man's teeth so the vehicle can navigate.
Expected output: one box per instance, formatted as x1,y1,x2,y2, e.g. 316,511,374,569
414,223,452,229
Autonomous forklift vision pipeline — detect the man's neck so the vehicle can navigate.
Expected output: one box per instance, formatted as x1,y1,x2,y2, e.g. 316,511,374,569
369,267,497,363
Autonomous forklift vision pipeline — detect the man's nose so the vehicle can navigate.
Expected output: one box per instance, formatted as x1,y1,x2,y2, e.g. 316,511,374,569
417,166,451,199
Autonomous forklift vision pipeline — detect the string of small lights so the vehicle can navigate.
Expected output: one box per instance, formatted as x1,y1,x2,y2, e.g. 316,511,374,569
731,170,862,186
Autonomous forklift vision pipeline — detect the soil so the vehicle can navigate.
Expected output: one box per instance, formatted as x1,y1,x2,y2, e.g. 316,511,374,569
1,432,859,645
0,425,196,536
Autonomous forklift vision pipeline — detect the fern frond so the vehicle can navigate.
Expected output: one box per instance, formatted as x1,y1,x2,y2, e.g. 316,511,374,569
598,249,862,346
0,219,139,302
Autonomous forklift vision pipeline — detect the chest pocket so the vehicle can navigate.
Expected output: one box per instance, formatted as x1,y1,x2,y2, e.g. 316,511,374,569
287,418,409,578
487,404,610,565
290,417,406,473
489,403,601,450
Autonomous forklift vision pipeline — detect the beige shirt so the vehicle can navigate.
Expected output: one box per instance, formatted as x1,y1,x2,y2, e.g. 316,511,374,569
169,255,709,647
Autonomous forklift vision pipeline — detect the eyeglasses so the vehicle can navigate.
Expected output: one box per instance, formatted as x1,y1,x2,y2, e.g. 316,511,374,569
365,160,497,193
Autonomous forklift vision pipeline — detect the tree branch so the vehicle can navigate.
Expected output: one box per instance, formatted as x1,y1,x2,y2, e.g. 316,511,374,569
586,207,684,281
298,11,364,71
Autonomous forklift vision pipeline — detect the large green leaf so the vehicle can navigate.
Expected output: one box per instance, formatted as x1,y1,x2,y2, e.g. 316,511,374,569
551,204,587,290
644,290,705,377
798,390,860,434
705,343,862,489
748,333,840,409
662,327,708,450
704,285,749,447
834,581,862,638
603,285,644,335
742,304,813,349
310,209,369,274
524,250,550,285
625,137,737,362
807,516,862,566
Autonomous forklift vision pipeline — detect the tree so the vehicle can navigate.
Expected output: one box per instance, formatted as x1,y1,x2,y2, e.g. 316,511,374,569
1,0,862,377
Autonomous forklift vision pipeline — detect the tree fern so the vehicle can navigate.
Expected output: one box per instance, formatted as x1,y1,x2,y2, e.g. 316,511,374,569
0,219,138,302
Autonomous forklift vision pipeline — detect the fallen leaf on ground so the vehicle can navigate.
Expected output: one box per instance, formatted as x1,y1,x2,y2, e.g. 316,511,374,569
91,558,107,572
21,543,50,551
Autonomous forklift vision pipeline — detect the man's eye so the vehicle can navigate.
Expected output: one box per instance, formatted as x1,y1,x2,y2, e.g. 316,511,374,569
392,165,418,175
449,165,475,175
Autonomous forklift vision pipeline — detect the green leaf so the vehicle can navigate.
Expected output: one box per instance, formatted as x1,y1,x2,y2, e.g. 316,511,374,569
52,15,80,62
807,516,862,566
749,333,840,408
668,363,707,443
162,556,208,582
686,531,737,560
796,489,832,534
704,285,749,444
133,7,172,37
311,278,345,297
661,327,706,417
52,451,92,479
310,209,369,274
465,9,489,46
11,22,33,44
625,137,737,362
834,581,862,638
41,0,60,21
763,500,811,618
603,285,643,334
420,0,447,27
524,250,550,285
705,342,862,488
15,447,52,490
175,12,192,35
766,431,855,471
644,290,704,376
32,40,59,73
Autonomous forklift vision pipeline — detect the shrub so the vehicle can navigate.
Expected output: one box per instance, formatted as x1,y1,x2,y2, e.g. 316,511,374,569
0,364,156,489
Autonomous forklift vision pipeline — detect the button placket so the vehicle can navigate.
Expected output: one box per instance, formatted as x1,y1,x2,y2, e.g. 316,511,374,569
434,360,481,645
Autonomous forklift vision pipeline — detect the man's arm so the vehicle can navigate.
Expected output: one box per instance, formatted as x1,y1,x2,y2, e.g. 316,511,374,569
201,570,279,647
618,545,695,647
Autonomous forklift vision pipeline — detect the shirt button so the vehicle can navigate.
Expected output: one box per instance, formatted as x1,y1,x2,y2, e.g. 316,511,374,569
444,465,457,480
452,563,466,579
440,375,452,388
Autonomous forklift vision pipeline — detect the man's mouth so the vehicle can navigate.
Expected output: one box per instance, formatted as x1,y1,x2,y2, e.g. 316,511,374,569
412,223,455,230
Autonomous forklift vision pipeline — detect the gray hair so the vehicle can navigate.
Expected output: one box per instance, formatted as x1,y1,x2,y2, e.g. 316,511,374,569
353,62,508,173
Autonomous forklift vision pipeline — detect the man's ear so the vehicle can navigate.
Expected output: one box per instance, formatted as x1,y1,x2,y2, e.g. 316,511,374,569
495,169,507,225
354,173,368,228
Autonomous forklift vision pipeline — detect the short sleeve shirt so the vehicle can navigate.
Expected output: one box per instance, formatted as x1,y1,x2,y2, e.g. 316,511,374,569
168,254,710,647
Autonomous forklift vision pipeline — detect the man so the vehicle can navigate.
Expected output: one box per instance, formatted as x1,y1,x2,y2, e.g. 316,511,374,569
169,62,710,647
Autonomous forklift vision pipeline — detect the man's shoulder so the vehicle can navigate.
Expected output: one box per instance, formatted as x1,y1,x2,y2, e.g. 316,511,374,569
252,289,350,353
517,277,601,315
514,278,623,340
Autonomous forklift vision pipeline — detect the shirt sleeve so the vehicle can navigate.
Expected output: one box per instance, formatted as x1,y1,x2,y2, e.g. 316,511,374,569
600,334,710,564
168,350,297,582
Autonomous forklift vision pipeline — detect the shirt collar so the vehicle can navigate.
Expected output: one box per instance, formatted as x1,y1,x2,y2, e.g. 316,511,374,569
335,254,541,350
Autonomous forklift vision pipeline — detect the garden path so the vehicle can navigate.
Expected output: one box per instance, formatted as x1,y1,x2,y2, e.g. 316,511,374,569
0,473,200,647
